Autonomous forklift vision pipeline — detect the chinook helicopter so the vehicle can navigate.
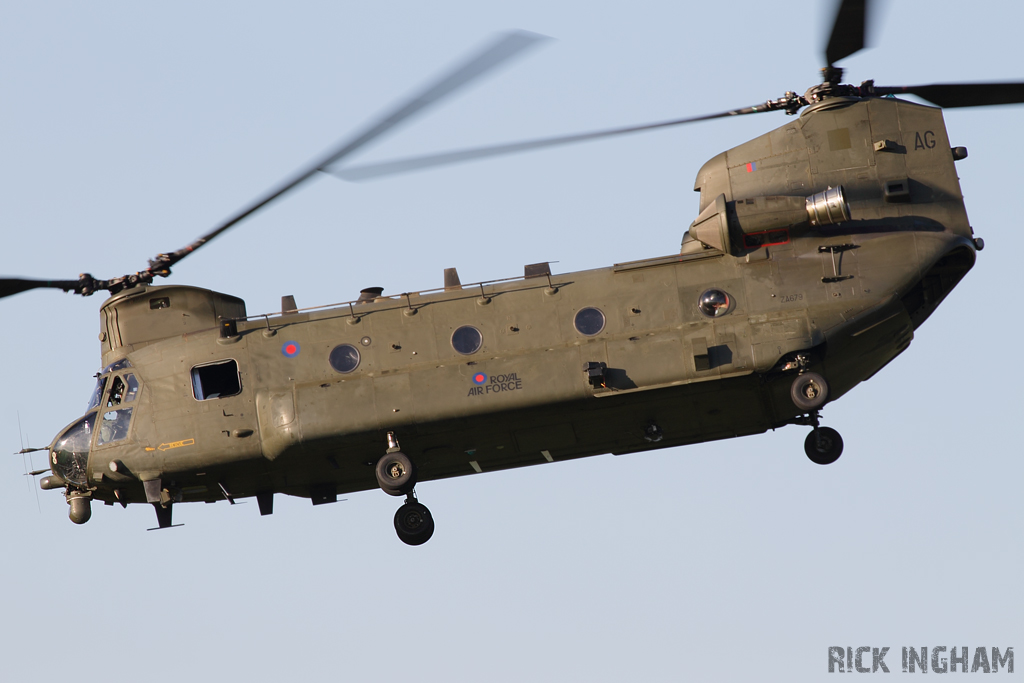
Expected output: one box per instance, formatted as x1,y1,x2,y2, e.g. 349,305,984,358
5,0,1022,545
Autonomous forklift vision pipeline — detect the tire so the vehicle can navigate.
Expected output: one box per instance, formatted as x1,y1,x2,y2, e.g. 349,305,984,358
375,451,416,496
804,427,843,465
394,502,435,546
790,372,829,411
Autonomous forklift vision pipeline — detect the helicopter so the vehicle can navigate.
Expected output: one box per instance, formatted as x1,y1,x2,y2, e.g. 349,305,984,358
5,0,1022,545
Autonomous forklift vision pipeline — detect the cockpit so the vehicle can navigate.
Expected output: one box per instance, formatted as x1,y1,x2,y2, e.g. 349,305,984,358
50,358,141,488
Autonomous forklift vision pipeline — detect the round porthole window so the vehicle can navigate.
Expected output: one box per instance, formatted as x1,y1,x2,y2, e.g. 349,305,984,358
329,344,361,373
451,326,483,355
698,289,733,318
574,307,606,336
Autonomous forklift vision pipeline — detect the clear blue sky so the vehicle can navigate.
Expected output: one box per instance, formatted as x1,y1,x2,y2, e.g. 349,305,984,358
1,1,1021,680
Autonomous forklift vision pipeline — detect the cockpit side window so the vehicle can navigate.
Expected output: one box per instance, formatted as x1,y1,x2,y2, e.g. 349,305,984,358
123,374,139,402
191,360,241,400
98,408,133,445
107,376,126,407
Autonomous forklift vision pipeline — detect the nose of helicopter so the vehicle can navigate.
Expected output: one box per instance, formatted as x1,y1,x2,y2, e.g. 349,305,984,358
42,415,97,523
38,433,63,491
47,415,94,488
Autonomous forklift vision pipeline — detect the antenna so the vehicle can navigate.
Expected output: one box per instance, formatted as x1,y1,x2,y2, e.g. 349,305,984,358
17,412,42,514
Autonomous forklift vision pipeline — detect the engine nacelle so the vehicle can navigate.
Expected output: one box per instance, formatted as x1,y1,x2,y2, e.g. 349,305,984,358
689,186,850,254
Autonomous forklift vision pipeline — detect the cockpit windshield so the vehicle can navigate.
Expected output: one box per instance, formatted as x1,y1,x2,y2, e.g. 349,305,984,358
52,414,95,486
86,376,106,412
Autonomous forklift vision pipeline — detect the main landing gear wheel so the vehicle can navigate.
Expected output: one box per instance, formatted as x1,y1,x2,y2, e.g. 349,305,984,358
394,499,435,546
376,451,416,496
791,372,829,411
804,426,843,465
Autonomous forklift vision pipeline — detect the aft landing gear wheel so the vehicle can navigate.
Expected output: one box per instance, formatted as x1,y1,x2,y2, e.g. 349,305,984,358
804,426,843,465
376,451,416,496
394,500,434,546
791,372,829,411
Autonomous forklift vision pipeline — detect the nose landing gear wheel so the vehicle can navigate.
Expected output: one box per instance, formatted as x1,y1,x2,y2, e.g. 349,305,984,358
394,500,435,546
804,426,843,465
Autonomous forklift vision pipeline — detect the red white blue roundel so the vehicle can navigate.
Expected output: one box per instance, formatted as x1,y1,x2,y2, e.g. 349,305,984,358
472,372,488,385
282,341,300,358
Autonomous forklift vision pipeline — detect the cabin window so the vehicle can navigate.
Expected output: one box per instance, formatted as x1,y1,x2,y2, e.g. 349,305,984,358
98,408,133,445
329,344,361,373
451,326,483,355
573,307,606,336
698,289,733,318
191,360,241,400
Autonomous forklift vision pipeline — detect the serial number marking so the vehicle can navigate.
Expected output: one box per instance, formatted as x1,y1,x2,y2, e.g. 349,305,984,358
782,293,804,303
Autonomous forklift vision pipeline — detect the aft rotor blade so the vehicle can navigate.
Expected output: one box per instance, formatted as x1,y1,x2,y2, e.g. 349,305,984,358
872,82,1024,108
330,104,775,181
825,0,868,66
0,278,80,300
153,30,548,270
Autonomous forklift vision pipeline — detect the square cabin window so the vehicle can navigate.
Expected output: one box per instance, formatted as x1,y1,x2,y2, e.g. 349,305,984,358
191,360,241,400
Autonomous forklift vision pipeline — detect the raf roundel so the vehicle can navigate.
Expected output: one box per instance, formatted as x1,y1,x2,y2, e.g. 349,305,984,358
472,372,488,385
282,341,301,358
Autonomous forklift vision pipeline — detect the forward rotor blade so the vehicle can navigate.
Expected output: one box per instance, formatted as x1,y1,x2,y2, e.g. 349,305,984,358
0,278,80,300
872,82,1024,108
825,0,868,66
153,30,548,270
330,104,775,182
0,32,546,301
